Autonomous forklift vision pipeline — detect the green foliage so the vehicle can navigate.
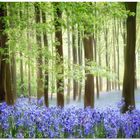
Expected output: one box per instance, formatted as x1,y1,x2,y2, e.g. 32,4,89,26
1,2,133,98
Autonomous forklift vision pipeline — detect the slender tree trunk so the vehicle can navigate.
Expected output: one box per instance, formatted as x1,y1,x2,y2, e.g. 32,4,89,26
54,3,64,107
8,3,17,100
98,36,102,91
35,3,44,99
24,62,27,84
11,52,17,100
122,2,137,113
83,32,94,108
134,56,137,89
116,20,120,90
120,19,126,89
112,19,117,90
111,28,115,90
5,3,17,101
93,2,99,98
122,20,126,64
27,4,31,101
104,27,110,91
72,25,78,101
20,51,24,95
66,11,71,104
27,32,31,101
93,34,99,99
78,27,83,102
51,32,54,100
0,58,5,102
42,10,49,107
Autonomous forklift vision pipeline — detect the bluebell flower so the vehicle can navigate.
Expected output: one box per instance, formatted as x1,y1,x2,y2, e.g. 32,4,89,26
117,98,125,109
16,132,24,138
1,98,140,138
37,97,44,106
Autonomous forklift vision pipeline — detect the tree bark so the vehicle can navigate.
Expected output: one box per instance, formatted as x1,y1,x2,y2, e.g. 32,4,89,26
0,4,15,105
42,10,49,107
72,25,78,101
0,59,5,102
83,33,94,108
27,4,31,101
0,4,6,102
104,27,110,91
93,34,99,99
9,3,17,101
78,26,83,102
5,61,15,105
134,56,137,89
11,51,17,100
19,5,24,96
51,32,54,100
98,35,103,91
54,3,64,107
66,11,71,104
115,20,120,90
35,3,44,99
20,51,24,95
122,2,137,113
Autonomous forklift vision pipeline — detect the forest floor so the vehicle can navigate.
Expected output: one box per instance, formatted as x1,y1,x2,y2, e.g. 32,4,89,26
96,89,140,109
17,88,140,110
48,88,140,109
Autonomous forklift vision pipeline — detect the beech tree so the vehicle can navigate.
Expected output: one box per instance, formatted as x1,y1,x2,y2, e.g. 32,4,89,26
122,2,137,113
42,10,49,107
54,3,64,107
0,3,15,105
83,33,94,108
35,3,44,99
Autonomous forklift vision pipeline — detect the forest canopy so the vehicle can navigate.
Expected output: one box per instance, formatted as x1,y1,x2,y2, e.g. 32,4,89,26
0,2,139,112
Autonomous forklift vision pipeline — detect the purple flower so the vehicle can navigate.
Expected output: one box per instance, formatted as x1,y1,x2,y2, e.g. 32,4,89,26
37,97,44,106
16,132,24,138
117,98,125,109
1,97,140,138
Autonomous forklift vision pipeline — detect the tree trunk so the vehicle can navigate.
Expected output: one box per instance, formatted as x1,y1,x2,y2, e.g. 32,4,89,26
78,27,83,102
83,33,94,108
104,27,110,91
27,4,31,101
11,52,17,100
98,36,103,91
51,32,54,100
122,20,126,64
122,2,137,113
0,4,15,105
93,2,99,98
134,55,137,89
8,3,17,101
54,3,64,107
35,3,44,99
93,34,99,99
66,11,71,104
72,25,78,101
116,20,120,90
112,19,117,90
5,61,15,105
20,51,24,95
27,32,31,101
0,5,6,102
42,10,49,107
0,58,5,102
